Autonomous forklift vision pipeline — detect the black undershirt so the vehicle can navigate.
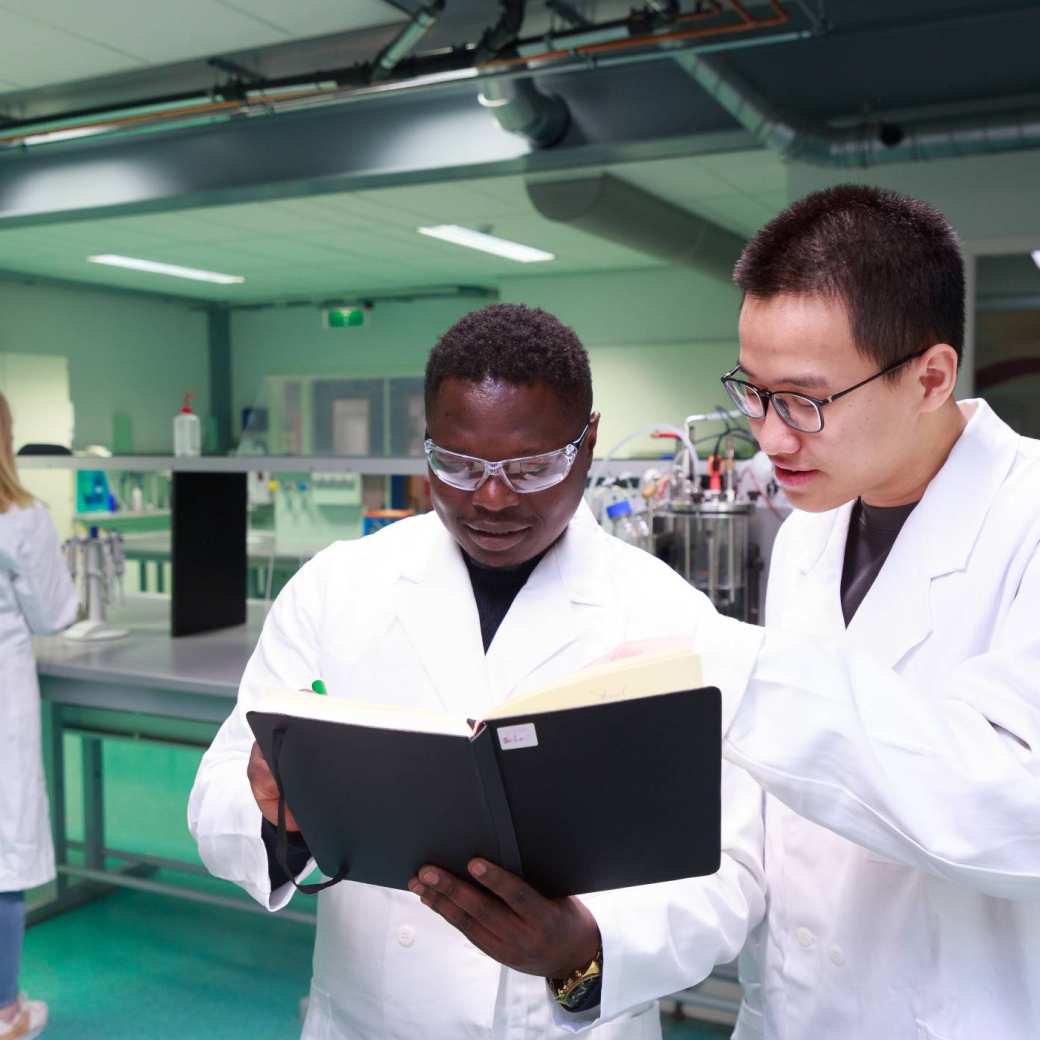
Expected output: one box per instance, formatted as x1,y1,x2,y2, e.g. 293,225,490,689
263,548,544,888
840,498,919,626
462,549,545,652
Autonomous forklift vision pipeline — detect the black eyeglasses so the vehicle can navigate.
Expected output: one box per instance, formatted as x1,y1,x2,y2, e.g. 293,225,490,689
720,349,929,433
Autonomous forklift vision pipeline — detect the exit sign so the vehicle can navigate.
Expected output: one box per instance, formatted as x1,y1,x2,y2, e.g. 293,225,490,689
323,306,368,329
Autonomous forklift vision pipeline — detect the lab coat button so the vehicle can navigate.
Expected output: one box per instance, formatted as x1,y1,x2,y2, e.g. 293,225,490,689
397,925,416,948
829,946,846,966
796,927,816,948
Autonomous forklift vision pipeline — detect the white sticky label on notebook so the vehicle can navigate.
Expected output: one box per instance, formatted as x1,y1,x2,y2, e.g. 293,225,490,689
497,723,539,751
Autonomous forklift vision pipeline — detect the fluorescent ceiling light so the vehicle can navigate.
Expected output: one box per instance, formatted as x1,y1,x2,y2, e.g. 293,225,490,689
1032,250,1040,270
88,255,245,285
417,225,555,263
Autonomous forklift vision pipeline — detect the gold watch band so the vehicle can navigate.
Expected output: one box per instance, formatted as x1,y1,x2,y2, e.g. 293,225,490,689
551,949,603,1004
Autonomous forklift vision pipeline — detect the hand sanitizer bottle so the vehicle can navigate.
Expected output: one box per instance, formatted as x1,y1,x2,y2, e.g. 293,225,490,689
174,392,201,457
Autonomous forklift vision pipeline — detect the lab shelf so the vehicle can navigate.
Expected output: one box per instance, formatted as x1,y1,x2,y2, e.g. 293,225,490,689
17,453,677,477
16,454,429,475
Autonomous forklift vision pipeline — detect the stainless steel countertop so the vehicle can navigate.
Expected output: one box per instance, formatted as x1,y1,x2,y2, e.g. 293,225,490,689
33,594,266,697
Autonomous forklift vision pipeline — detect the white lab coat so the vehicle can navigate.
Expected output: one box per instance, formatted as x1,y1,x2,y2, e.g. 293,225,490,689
189,501,767,1040
726,401,1040,1039
0,500,78,892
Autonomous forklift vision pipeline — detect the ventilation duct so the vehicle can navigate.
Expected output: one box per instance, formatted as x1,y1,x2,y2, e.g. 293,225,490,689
676,51,1040,167
526,174,745,281
478,78,570,149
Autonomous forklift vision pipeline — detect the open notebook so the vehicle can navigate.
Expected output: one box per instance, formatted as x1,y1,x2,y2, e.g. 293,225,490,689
248,648,722,897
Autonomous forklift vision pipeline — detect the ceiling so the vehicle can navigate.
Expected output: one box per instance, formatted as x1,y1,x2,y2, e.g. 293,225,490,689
0,149,787,302
0,0,405,96
4,1,1038,125
977,254,1040,309
0,0,1038,305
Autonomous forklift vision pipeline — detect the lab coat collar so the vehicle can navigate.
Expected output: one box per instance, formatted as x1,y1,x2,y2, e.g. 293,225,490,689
393,514,489,716
793,400,1017,580
482,500,612,700
393,501,611,713
794,401,1020,666
395,500,608,599
794,506,850,577
547,499,612,608
910,400,1019,578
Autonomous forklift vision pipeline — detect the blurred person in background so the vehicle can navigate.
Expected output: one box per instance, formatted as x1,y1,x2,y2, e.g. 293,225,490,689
0,391,78,1040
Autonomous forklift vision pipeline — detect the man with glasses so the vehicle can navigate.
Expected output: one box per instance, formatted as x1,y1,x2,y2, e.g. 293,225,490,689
710,185,1040,1039
190,303,767,1040
416,191,1039,1040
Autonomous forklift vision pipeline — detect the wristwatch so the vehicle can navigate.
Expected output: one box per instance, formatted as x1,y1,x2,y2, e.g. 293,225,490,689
549,949,603,1013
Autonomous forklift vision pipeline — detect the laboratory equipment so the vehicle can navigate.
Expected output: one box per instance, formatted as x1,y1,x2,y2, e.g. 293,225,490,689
174,392,201,457
273,471,363,555
63,527,129,641
656,501,757,620
363,509,414,536
589,408,784,621
655,412,764,620
76,469,115,513
606,499,651,552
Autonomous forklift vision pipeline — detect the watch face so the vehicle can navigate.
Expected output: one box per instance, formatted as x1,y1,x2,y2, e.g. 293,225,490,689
563,975,602,1012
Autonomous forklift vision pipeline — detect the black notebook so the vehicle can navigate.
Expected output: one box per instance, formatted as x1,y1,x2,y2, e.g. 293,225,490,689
247,649,721,898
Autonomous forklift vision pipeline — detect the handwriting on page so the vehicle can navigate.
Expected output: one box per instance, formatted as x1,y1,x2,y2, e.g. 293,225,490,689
497,723,539,750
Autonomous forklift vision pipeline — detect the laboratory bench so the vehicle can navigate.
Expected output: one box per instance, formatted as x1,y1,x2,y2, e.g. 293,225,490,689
29,594,317,928
120,529,316,598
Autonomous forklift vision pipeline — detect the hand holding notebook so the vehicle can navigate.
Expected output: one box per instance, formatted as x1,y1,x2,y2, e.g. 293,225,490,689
247,646,720,899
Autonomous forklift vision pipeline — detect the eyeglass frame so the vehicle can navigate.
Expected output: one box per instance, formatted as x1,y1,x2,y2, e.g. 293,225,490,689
423,419,593,494
720,348,930,433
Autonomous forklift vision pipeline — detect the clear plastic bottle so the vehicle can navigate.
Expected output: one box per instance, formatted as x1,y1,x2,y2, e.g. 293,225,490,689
174,392,201,457
605,499,651,552
629,499,652,552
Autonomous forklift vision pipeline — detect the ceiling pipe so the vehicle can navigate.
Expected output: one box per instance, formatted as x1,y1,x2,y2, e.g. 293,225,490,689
371,0,446,83
473,0,572,149
0,8,807,151
474,0,528,64
526,173,745,281
676,50,1040,166
478,78,570,148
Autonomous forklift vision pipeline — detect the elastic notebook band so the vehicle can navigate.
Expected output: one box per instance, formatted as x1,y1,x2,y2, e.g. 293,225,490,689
271,727,350,894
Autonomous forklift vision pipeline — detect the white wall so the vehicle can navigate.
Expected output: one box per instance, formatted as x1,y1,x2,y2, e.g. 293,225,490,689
0,279,209,452
230,297,479,431
499,266,742,455
230,266,743,458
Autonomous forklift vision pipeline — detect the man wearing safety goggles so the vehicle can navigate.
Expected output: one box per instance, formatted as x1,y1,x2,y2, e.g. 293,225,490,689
191,302,766,1040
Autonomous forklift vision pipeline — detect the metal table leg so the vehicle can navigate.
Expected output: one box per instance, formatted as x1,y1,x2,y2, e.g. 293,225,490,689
82,736,105,872
47,702,68,899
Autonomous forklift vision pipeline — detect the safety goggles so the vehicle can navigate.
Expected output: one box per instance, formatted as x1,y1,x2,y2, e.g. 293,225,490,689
424,421,591,494
720,349,928,433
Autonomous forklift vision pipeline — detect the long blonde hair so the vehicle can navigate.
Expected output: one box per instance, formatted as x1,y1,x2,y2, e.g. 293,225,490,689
0,391,33,512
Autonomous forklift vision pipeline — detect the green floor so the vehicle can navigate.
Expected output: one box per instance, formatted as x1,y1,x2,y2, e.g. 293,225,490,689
24,886,313,1040
22,733,731,1038
24,884,730,1039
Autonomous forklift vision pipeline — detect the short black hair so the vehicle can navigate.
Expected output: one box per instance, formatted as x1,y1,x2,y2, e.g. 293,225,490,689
425,303,593,421
734,184,964,373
